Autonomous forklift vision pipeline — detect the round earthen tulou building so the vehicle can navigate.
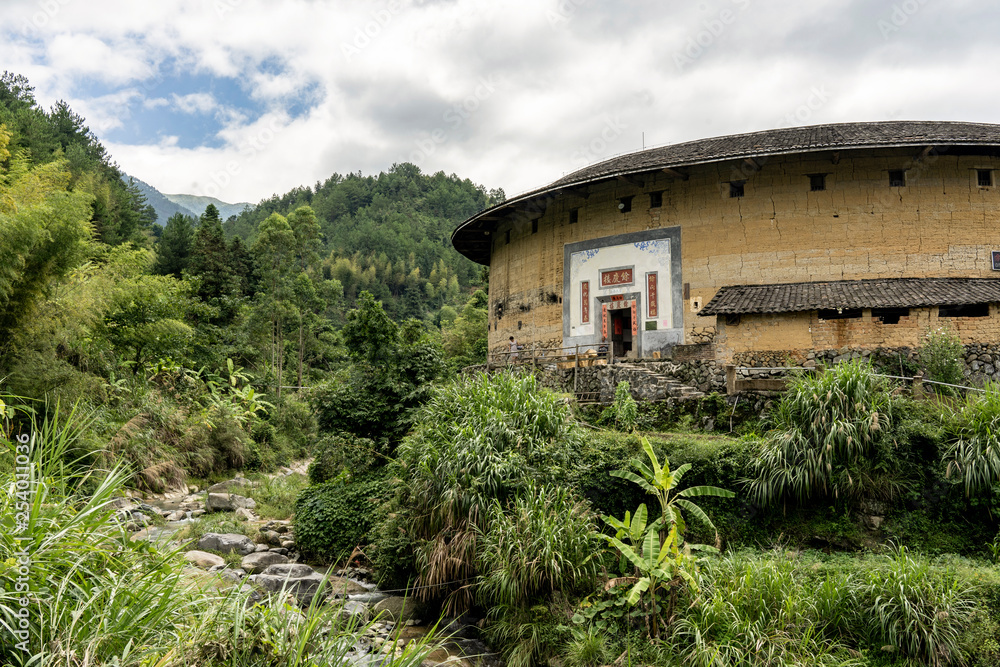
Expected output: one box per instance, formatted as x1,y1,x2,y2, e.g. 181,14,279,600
452,121,1000,369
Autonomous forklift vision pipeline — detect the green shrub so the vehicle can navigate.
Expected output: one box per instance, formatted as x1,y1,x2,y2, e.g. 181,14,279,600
270,393,316,457
603,381,638,432
572,431,648,520
921,326,966,392
745,360,904,506
308,432,380,484
294,474,385,563
387,370,581,611
251,419,276,446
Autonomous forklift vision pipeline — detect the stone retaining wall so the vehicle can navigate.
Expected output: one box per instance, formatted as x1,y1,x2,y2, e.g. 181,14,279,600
472,342,1000,401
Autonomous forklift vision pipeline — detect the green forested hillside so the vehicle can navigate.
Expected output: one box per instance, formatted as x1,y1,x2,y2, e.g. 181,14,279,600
0,71,156,246
0,71,492,488
226,163,504,320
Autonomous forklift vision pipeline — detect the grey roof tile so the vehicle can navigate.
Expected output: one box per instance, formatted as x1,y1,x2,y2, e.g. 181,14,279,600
699,277,1000,315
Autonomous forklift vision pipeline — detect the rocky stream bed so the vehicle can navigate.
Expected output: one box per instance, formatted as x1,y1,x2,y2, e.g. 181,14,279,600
117,467,502,667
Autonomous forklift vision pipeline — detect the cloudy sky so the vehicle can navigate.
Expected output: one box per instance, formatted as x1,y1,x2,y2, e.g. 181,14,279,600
1,0,996,206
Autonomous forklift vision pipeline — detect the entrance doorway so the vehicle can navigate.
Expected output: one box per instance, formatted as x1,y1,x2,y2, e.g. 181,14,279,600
609,309,632,358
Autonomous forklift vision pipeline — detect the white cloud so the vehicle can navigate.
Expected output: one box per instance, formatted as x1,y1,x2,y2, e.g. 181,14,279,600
171,92,217,115
5,0,1000,204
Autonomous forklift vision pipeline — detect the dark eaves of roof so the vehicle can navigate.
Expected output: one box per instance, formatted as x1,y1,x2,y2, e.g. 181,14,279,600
698,277,1000,316
453,120,1000,265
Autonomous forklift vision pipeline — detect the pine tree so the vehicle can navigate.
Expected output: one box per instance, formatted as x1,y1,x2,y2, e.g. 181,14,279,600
154,213,195,278
188,204,239,318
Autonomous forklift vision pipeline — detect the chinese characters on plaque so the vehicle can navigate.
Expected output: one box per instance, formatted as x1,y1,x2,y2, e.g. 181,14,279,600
646,273,657,318
581,281,590,323
993,251,1000,271
600,268,633,287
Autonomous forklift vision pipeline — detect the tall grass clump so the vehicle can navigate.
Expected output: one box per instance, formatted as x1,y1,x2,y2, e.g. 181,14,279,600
478,484,600,609
854,546,976,667
0,402,191,666
478,486,600,667
669,554,858,667
665,548,986,667
745,360,902,506
388,370,581,612
945,382,1000,497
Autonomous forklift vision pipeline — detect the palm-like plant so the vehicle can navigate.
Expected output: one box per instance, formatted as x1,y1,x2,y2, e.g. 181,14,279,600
610,436,734,540
601,437,733,638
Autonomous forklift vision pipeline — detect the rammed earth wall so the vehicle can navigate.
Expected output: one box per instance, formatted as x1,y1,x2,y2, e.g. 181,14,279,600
485,148,1000,358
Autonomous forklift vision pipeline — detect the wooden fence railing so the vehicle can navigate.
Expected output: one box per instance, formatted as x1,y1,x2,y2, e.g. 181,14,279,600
488,344,613,395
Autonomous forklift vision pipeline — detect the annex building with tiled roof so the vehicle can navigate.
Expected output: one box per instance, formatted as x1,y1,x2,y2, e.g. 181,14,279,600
453,121,1000,366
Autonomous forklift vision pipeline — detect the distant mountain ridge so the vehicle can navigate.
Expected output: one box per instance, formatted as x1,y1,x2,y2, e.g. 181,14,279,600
126,174,252,224
163,193,252,221
128,175,196,224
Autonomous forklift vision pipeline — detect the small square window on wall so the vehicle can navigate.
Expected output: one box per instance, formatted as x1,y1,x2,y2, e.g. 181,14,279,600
873,307,909,325
818,308,862,320
978,169,993,187
531,219,538,234
618,196,633,213
569,208,579,224
889,170,906,187
649,191,663,208
808,173,826,191
505,229,511,245
729,181,745,198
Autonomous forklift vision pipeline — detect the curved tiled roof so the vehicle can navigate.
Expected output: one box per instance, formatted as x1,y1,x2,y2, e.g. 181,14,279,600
698,278,1000,316
453,120,1000,264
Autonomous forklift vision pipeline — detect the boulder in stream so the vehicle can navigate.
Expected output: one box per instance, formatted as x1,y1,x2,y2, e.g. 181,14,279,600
184,550,226,569
197,532,256,556
206,492,257,513
242,550,289,574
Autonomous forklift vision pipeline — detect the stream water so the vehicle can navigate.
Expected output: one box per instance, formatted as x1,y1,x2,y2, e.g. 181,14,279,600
133,492,501,667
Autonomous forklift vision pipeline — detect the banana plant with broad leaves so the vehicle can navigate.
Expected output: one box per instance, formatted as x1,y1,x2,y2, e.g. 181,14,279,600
610,435,735,541
599,436,734,637
603,511,704,637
